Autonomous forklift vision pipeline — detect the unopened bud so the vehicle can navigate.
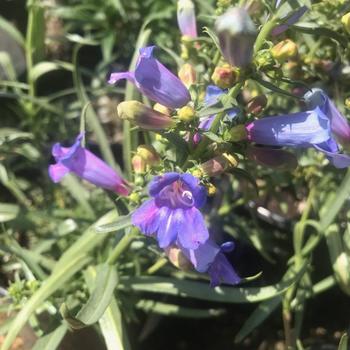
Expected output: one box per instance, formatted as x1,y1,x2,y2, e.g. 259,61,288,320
178,106,196,122
199,153,238,177
132,154,146,174
165,246,192,271
211,64,240,89
153,103,171,115
247,95,267,115
215,7,257,67
229,125,248,142
137,145,160,167
177,0,197,38
271,39,298,63
128,192,140,202
178,63,197,88
333,252,350,295
345,97,350,109
191,168,203,179
117,101,175,130
341,12,350,34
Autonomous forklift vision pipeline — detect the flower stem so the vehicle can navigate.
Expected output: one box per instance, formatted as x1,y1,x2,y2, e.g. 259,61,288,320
107,229,138,265
253,16,279,54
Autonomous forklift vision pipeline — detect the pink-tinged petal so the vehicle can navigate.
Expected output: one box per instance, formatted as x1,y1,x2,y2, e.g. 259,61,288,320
177,0,197,38
131,199,160,235
108,71,135,85
177,207,209,249
48,163,69,183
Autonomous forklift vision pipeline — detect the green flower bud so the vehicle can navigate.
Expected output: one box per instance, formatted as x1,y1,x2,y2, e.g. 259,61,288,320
271,39,298,63
342,12,350,34
117,101,175,130
211,64,240,89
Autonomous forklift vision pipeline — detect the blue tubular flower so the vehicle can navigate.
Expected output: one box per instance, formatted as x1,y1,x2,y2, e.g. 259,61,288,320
108,46,191,109
246,108,331,147
177,0,197,38
272,6,308,36
304,89,350,168
181,240,241,287
131,172,208,249
49,134,129,195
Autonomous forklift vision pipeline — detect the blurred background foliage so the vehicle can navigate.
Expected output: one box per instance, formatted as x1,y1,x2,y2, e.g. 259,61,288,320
0,0,350,349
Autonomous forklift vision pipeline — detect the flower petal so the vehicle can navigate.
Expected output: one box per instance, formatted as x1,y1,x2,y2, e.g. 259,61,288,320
208,253,241,287
177,0,197,38
246,108,331,147
131,199,160,235
314,142,350,168
108,71,135,85
134,46,190,109
48,163,69,183
177,207,209,249
148,172,180,197
157,208,183,248
180,173,207,208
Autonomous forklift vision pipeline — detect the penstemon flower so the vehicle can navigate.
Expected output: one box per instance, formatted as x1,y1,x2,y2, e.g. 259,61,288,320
131,172,208,250
167,240,241,287
48,133,129,195
304,89,350,168
109,46,190,109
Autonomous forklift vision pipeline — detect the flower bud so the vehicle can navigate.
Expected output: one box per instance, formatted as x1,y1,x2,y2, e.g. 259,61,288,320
199,153,238,177
215,7,257,67
229,125,248,142
178,63,196,88
165,245,192,271
271,39,298,63
177,0,197,38
153,103,171,115
341,12,350,34
333,252,350,295
117,101,175,130
247,95,267,115
137,145,160,167
211,64,240,89
345,97,350,109
178,105,196,122
132,154,146,174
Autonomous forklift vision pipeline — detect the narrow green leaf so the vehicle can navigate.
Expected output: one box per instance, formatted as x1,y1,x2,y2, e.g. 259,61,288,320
95,214,132,234
136,300,225,318
0,203,19,222
29,61,73,82
0,16,25,47
119,263,307,303
32,324,68,350
235,296,282,343
338,333,348,350
0,254,90,350
74,264,118,326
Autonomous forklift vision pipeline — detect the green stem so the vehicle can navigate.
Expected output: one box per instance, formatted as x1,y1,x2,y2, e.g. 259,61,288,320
254,16,279,54
146,257,168,274
107,229,138,265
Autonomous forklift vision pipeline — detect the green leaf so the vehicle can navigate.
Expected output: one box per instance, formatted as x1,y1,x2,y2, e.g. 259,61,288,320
338,333,348,350
136,300,225,318
202,26,221,51
0,203,20,222
294,23,348,47
95,214,132,234
235,296,282,343
30,61,73,82
202,131,225,144
0,16,25,47
0,52,17,81
84,266,131,350
0,254,91,350
75,264,118,327
119,263,307,304
32,324,68,350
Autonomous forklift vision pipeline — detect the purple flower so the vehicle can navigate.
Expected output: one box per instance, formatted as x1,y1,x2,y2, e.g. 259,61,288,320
48,133,129,196
304,89,350,168
108,46,190,109
246,108,331,147
181,240,241,287
177,0,197,38
131,172,208,250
